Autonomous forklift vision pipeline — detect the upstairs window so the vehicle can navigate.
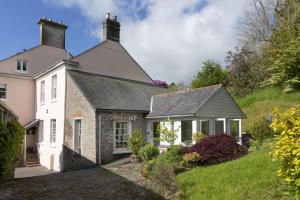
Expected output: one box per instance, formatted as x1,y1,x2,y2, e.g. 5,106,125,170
51,75,57,100
40,81,45,105
16,60,28,73
0,84,7,99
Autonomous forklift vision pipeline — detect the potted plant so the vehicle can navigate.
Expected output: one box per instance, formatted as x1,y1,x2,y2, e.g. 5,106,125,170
128,128,146,163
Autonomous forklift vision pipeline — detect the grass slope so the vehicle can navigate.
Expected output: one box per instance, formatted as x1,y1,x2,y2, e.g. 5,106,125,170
236,87,300,131
176,149,292,200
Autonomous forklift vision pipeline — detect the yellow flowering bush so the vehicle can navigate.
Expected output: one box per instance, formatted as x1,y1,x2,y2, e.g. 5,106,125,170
270,104,300,189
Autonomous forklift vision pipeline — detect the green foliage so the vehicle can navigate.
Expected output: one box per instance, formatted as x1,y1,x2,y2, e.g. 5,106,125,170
192,132,205,143
181,152,201,168
128,128,146,155
138,144,159,162
191,60,228,88
247,118,273,143
177,149,297,200
166,145,185,162
168,81,190,92
149,159,179,194
0,120,24,183
262,1,300,92
236,87,300,131
270,105,300,190
226,46,267,96
156,118,178,146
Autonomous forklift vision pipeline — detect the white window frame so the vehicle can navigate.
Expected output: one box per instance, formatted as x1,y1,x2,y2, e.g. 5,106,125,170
214,118,226,134
0,84,7,100
73,118,82,154
50,119,56,145
40,80,45,105
16,59,28,73
51,74,57,101
199,119,210,135
113,121,132,154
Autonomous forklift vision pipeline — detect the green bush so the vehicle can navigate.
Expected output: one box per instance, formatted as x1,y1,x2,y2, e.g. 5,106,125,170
247,118,273,143
138,144,159,162
128,128,146,155
181,152,201,168
192,132,205,143
0,120,24,183
165,145,185,162
149,158,179,194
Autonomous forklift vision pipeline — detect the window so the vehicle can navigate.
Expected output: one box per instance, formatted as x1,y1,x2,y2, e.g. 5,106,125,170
38,120,44,143
50,119,56,144
200,120,209,135
181,120,192,144
0,84,7,99
153,122,160,146
74,119,82,154
51,75,57,100
215,119,225,134
114,121,130,151
230,120,239,140
16,60,28,73
40,81,45,104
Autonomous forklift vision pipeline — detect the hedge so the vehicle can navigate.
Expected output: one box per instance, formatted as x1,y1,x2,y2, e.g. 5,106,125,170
0,120,24,183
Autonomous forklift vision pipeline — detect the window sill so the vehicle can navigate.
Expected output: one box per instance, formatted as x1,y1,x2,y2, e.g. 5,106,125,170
113,149,131,154
0,98,7,101
40,103,45,106
49,144,56,148
51,99,57,103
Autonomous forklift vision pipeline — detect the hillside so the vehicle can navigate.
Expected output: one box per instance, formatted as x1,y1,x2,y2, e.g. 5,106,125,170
236,87,300,131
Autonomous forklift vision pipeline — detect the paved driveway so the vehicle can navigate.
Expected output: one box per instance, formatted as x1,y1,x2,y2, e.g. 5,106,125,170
0,167,164,200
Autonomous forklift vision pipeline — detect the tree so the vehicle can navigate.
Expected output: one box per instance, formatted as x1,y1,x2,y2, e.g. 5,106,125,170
191,60,228,89
156,118,179,146
168,81,189,92
262,0,300,91
226,46,267,96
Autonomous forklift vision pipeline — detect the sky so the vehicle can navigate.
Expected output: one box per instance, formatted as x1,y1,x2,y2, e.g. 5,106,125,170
0,0,249,83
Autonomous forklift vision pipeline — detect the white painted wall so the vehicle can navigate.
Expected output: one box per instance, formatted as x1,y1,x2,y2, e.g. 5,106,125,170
35,64,66,172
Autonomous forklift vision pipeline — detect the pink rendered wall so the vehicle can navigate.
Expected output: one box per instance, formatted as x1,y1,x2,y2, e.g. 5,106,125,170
0,76,35,125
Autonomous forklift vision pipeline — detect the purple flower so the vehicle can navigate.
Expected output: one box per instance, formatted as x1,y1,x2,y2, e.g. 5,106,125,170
154,80,168,88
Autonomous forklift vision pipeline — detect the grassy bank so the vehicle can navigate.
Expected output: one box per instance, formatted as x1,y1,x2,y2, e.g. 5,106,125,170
176,149,294,200
236,87,300,131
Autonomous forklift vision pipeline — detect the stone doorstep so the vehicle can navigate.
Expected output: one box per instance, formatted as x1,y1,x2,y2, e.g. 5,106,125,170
102,157,131,168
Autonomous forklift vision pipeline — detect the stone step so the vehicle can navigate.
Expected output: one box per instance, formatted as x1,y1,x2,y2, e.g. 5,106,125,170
27,163,41,168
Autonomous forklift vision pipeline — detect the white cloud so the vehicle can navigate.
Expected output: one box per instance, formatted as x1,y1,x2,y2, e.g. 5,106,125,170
45,0,248,83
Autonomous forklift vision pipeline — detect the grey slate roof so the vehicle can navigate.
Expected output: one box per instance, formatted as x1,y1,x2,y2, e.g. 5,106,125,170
67,70,166,112
147,84,223,118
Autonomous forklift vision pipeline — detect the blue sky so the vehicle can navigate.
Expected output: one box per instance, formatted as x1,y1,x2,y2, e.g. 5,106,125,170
0,0,248,83
0,0,97,60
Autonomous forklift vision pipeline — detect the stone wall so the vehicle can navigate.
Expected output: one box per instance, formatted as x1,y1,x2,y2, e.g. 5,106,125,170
98,112,147,164
63,74,97,171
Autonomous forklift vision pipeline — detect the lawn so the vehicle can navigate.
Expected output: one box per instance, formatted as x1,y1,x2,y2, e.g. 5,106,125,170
176,149,293,200
236,87,300,131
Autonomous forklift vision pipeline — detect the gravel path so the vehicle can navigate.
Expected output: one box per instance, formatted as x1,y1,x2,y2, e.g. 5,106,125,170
0,166,165,200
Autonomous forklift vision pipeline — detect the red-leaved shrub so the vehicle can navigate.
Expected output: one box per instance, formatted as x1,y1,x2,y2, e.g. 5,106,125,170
185,133,247,165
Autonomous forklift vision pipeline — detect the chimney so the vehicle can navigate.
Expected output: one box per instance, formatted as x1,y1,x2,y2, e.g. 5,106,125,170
103,13,120,42
38,17,68,49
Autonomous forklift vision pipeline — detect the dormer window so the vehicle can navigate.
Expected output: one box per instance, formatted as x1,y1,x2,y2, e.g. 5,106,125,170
16,60,28,73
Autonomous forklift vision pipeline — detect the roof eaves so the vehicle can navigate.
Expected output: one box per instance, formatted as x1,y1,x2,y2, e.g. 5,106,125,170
146,113,195,119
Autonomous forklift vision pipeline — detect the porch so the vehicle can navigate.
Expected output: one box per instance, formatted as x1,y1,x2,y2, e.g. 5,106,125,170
146,117,242,146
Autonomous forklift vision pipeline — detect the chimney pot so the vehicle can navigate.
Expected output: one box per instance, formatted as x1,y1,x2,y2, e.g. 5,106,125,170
106,13,111,19
113,16,117,21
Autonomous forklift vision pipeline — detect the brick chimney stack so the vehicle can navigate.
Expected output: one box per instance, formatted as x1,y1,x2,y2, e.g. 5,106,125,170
103,13,120,42
38,17,68,49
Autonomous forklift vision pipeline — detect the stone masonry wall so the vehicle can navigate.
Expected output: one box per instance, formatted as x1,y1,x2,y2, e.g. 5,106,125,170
99,112,147,164
64,74,97,171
